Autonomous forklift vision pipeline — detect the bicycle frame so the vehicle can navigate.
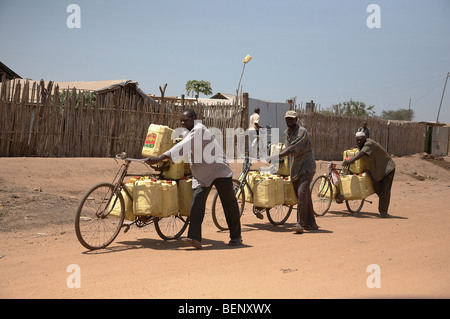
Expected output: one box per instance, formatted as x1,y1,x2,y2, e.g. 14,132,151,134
100,158,136,219
235,155,261,199
110,155,171,229
99,154,165,221
75,152,192,250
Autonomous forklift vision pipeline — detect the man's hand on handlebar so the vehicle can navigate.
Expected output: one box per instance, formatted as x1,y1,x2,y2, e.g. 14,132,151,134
145,153,170,165
145,157,161,165
342,159,352,167
261,155,282,164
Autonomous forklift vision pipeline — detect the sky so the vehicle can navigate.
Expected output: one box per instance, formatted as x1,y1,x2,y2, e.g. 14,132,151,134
1,0,449,123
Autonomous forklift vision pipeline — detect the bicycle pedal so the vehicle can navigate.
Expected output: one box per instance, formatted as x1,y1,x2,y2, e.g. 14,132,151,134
254,212,264,220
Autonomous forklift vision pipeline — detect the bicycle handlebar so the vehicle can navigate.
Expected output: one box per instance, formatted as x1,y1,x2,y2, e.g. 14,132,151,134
320,161,344,164
115,152,150,163
238,154,284,163
319,161,345,170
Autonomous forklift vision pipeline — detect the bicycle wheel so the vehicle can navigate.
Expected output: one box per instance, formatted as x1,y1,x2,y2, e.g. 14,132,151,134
154,215,190,240
345,199,364,214
211,179,245,231
266,204,293,225
310,175,333,216
75,183,125,250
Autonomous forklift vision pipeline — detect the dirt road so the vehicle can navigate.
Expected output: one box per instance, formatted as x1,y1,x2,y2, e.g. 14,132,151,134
0,154,449,298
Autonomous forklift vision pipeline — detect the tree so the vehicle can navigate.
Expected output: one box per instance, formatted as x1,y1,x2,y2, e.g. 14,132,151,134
185,80,213,97
331,100,376,117
380,108,414,121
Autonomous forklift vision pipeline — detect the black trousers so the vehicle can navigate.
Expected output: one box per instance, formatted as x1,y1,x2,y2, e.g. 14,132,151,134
292,172,318,229
188,177,242,242
373,169,395,214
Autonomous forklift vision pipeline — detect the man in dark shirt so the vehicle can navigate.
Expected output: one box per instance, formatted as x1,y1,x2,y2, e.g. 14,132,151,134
343,132,395,218
358,121,370,138
271,111,319,233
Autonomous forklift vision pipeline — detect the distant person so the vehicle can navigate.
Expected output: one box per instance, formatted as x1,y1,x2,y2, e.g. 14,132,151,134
343,132,395,218
268,110,319,233
146,109,242,248
358,121,370,138
249,108,263,157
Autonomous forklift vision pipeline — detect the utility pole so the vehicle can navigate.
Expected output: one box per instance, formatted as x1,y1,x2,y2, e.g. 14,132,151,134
436,72,449,123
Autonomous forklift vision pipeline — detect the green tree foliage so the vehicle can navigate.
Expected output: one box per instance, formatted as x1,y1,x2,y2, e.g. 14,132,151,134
185,80,213,97
380,108,414,121
51,90,96,106
331,100,376,117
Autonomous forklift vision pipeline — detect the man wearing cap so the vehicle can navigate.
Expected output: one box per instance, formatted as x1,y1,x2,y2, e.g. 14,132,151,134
270,110,319,233
343,132,396,218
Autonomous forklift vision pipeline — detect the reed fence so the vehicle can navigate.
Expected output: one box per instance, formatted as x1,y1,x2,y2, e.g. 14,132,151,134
298,112,426,160
0,77,245,158
1,77,426,160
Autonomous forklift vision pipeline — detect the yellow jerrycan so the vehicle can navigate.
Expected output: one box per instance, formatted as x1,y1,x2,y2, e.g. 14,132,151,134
178,177,193,216
358,172,375,198
343,148,366,174
142,124,174,157
270,143,290,176
271,175,285,205
133,179,163,217
243,171,259,203
161,180,179,217
283,177,297,206
253,176,276,208
340,174,365,200
319,176,338,200
109,182,135,221
162,161,185,180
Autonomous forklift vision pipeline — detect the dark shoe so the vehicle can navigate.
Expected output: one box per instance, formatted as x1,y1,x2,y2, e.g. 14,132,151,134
181,238,202,249
294,223,304,234
336,195,345,204
228,238,243,246
253,208,264,219
380,212,390,218
255,212,264,219
304,224,319,231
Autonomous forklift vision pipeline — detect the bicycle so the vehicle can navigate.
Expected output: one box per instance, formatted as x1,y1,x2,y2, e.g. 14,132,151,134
309,161,373,216
211,154,293,230
74,152,190,250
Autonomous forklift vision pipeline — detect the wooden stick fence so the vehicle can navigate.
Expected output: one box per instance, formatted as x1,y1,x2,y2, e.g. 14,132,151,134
0,77,245,158
1,77,426,159
298,112,426,160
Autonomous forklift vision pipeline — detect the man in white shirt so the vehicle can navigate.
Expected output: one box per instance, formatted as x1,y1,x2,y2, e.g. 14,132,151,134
146,109,242,249
249,108,263,157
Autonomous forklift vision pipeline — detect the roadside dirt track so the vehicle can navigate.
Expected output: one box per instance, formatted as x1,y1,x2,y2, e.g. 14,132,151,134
0,153,449,299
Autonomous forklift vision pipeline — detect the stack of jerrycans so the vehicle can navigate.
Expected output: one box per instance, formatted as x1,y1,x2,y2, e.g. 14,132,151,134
339,173,375,200
253,174,276,208
133,124,193,218
340,148,375,200
252,174,285,208
245,172,297,207
133,178,192,217
166,137,193,217
161,137,190,180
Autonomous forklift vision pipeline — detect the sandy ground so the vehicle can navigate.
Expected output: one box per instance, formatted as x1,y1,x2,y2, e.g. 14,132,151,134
0,153,449,299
